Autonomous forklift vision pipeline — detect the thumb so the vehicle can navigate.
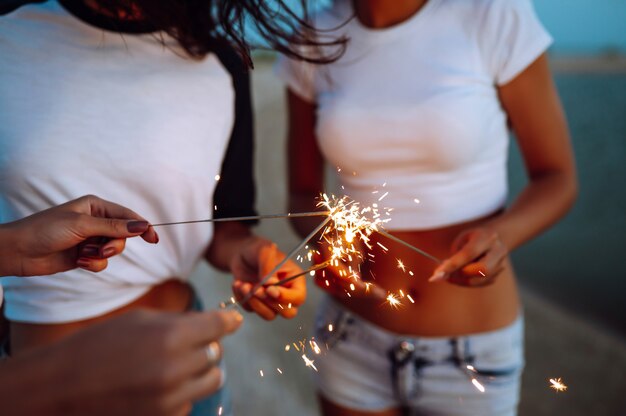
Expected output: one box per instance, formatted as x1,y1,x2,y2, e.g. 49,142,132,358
77,215,150,239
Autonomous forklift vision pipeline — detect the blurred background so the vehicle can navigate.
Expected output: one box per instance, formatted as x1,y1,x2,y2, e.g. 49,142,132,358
191,1,626,415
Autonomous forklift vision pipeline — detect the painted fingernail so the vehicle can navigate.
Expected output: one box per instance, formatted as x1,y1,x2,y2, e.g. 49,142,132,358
127,220,149,233
153,232,159,244
428,271,447,282
101,247,116,258
81,245,100,257
76,258,91,269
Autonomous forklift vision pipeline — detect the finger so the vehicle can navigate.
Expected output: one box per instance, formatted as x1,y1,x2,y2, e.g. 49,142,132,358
74,214,154,241
76,257,108,273
232,281,253,312
247,297,278,320
176,310,243,348
265,277,306,305
99,238,126,258
165,366,223,411
448,266,502,287
429,238,493,282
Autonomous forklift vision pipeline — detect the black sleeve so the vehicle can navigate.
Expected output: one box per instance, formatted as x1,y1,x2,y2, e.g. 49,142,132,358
212,44,258,225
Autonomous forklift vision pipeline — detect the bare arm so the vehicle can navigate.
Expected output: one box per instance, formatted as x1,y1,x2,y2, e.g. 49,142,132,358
286,89,326,238
431,54,578,284
490,53,577,249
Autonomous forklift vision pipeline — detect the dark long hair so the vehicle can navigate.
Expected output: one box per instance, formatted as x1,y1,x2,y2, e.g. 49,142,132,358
68,0,347,68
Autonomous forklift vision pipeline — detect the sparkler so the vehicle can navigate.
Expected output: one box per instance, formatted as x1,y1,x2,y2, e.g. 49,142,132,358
549,377,567,392
151,211,329,227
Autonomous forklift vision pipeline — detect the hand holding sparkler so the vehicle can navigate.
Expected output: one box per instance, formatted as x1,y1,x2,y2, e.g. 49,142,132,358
231,238,305,320
428,227,507,286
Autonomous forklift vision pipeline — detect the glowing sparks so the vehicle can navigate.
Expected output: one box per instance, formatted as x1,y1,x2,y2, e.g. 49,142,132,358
471,378,485,393
284,345,290,352
406,294,415,303
328,324,334,332
386,293,402,309
414,198,420,204
259,370,264,377
397,259,407,272
218,406,223,416
478,270,486,277
277,368,283,374
377,242,389,252
378,191,389,201
302,354,318,371
214,174,221,181
549,378,567,392
310,340,322,355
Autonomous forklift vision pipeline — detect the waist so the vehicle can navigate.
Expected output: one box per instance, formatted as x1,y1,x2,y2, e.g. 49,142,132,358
336,212,520,336
9,279,193,354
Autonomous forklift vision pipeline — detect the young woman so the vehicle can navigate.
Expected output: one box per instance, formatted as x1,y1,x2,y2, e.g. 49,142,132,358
0,1,342,414
277,0,577,415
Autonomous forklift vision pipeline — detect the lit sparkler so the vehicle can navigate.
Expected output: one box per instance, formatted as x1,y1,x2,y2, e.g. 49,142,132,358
549,377,567,392
302,354,318,371
386,293,402,309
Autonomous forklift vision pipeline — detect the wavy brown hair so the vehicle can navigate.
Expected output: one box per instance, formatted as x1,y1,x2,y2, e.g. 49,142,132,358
73,0,347,68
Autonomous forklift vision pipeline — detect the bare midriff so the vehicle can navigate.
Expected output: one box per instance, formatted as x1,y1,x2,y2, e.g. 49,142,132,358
10,279,193,354
336,212,520,337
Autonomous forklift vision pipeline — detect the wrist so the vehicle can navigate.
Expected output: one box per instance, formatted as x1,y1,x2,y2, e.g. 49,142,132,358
207,222,255,270
0,222,22,276
0,347,70,415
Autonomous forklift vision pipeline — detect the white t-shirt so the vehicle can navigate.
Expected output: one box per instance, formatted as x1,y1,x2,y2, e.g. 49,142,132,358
0,2,236,323
275,0,552,230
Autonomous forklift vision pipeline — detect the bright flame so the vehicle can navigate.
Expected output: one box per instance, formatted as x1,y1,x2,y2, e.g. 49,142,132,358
472,378,485,393
302,354,318,371
549,377,567,392
386,293,402,309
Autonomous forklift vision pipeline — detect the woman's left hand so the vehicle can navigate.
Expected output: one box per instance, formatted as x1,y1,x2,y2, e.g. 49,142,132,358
428,227,508,287
231,238,306,320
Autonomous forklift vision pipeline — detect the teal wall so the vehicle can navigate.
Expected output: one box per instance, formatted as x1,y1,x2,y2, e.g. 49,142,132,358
535,0,626,55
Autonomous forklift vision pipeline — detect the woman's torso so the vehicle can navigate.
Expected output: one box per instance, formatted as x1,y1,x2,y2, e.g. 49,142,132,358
0,1,234,327
279,0,545,335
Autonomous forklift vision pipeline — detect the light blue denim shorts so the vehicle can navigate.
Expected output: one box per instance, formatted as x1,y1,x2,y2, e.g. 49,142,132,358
312,296,524,416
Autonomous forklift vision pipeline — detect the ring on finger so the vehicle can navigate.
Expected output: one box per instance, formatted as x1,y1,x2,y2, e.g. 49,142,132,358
205,341,222,368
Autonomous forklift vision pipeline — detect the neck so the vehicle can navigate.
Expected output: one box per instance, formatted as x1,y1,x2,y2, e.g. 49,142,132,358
352,0,427,29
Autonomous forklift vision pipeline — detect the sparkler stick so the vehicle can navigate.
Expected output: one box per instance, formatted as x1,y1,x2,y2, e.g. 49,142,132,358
377,229,442,264
267,261,331,287
235,216,332,306
151,211,329,227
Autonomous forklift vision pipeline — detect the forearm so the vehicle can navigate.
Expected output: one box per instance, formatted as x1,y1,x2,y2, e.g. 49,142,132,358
0,222,21,277
205,222,255,271
0,348,70,415
486,170,577,251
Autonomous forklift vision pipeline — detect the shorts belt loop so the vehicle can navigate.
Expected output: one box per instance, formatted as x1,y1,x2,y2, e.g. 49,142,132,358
389,340,417,404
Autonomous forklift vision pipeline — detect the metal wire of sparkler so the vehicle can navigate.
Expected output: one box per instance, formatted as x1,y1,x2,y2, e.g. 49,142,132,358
232,216,332,307
151,211,329,227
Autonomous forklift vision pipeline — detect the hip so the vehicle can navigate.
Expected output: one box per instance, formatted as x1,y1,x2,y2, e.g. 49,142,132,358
9,279,193,354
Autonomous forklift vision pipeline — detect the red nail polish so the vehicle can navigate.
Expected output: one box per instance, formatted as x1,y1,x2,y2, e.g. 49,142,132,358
127,221,149,233
101,247,116,258
76,258,91,269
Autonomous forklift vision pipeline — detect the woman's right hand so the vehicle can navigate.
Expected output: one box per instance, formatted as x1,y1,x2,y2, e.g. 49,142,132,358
1,309,242,416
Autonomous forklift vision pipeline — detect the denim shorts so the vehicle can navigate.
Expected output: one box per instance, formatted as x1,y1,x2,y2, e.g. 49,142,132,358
312,296,524,416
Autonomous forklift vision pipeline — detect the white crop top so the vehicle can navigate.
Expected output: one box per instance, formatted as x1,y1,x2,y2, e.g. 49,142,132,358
275,0,552,230
0,2,237,323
